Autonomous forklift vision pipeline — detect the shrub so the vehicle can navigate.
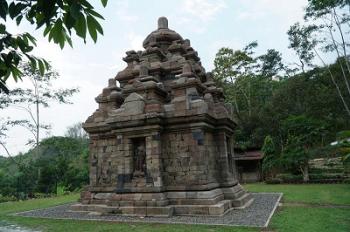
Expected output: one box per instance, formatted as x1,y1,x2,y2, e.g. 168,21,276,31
56,184,71,196
33,192,53,199
0,194,17,203
276,173,303,182
344,154,350,174
265,178,282,184
309,173,343,180
310,168,344,174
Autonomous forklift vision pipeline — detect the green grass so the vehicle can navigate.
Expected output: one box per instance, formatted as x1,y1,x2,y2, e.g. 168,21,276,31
270,207,350,232
244,183,350,205
1,217,256,232
0,194,79,215
1,184,349,232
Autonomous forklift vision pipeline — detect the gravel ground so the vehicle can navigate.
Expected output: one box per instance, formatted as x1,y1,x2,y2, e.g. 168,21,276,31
15,193,282,227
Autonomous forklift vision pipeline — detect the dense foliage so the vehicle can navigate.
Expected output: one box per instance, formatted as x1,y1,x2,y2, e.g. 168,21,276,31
213,0,350,181
214,47,349,180
0,135,88,200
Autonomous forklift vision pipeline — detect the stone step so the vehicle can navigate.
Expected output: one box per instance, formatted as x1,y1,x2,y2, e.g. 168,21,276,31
119,206,174,217
233,189,246,199
231,193,254,208
168,194,225,205
72,192,254,217
222,186,246,199
173,200,232,216
70,203,114,213
70,203,174,217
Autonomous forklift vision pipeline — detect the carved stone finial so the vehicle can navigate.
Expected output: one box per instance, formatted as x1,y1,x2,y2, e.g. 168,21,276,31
158,16,168,29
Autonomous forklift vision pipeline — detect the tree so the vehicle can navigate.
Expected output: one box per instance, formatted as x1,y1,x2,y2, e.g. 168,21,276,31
287,0,350,117
0,135,89,198
29,136,89,193
213,42,284,148
0,118,38,198
262,135,280,179
65,122,88,140
1,62,79,148
287,23,316,73
257,64,349,180
270,64,349,128
280,115,327,182
0,117,23,167
0,117,10,156
257,49,285,78
0,0,108,93
334,130,350,174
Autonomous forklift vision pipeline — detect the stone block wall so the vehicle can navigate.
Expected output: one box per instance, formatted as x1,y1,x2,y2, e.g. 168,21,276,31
88,127,237,193
89,136,118,187
160,129,235,190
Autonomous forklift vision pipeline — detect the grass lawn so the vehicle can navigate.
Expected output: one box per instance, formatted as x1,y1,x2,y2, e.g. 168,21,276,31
270,206,350,232
0,184,349,232
244,183,350,205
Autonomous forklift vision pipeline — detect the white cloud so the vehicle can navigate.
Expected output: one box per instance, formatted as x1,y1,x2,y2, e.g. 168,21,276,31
182,0,226,22
172,0,226,34
114,0,139,23
34,39,65,67
109,49,127,71
126,32,144,51
235,0,306,25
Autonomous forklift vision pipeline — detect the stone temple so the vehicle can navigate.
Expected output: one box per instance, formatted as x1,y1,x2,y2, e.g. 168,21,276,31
72,17,253,217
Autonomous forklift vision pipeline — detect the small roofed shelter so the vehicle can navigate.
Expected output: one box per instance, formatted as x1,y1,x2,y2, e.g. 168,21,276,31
234,150,264,183
71,17,253,217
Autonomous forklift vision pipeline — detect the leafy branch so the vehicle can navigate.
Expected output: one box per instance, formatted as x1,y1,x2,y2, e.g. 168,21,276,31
0,0,108,93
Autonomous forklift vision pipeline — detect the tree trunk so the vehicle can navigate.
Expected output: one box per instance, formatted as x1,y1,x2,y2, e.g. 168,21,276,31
313,48,350,117
34,78,40,159
301,164,309,182
36,86,40,148
36,104,39,145
327,23,350,96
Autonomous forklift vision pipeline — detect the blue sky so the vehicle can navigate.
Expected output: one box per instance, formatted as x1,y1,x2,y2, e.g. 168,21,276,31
2,0,308,155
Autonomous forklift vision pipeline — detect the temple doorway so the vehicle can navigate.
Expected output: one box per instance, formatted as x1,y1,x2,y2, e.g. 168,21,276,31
132,137,146,177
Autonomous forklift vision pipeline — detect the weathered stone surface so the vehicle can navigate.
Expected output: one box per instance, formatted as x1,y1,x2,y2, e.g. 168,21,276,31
115,92,145,116
76,17,253,217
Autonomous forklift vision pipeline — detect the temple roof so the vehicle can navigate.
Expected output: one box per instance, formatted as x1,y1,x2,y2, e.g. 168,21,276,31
143,17,183,49
84,17,234,128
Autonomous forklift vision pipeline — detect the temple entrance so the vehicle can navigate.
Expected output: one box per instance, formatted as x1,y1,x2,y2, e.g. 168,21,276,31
132,137,146,177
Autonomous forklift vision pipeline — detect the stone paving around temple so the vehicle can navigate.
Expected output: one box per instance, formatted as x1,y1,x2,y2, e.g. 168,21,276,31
16,193,282,227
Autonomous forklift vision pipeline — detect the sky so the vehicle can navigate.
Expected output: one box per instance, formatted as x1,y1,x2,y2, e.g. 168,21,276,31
1,0,308,156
